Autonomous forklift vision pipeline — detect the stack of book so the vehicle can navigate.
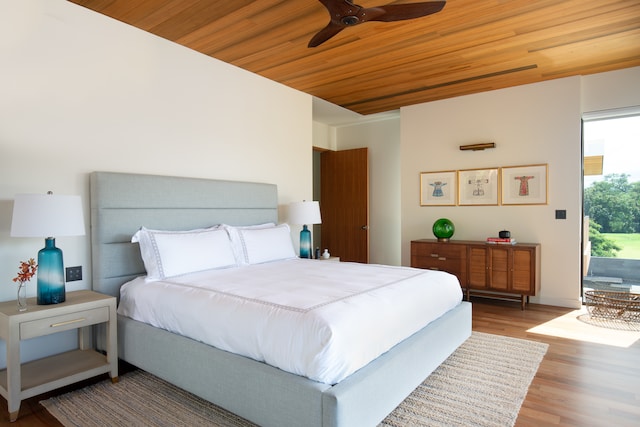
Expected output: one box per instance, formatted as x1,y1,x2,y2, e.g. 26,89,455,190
486,237,517,245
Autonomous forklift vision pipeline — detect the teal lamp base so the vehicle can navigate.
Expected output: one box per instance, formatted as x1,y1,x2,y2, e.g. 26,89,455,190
299,225,312,259
37,238,66,305
432,218,455,242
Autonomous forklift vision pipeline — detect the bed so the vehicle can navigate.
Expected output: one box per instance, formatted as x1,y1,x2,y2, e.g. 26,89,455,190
90,171,472,427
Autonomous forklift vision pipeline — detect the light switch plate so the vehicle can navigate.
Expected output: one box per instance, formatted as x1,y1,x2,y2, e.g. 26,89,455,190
555,210,566,220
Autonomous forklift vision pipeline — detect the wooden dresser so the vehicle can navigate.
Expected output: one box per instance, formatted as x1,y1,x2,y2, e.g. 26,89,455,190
411,239,540,309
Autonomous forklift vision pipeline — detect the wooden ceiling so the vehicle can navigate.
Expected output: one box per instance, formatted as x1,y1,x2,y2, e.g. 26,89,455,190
69,0,640,115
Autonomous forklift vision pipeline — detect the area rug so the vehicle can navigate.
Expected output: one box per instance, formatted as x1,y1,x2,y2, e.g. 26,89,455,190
41,332,548,427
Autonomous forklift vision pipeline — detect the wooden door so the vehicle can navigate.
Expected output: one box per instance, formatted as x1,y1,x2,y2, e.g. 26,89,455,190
320,148,369,263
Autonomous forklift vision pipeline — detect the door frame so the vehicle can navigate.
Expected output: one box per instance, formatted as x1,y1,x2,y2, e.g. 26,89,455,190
581,106,640,296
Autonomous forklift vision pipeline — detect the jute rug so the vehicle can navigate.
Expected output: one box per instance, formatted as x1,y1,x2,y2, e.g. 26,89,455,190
41,332,548,427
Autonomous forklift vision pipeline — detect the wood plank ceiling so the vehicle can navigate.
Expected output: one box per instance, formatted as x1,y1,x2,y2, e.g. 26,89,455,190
69,0,640,115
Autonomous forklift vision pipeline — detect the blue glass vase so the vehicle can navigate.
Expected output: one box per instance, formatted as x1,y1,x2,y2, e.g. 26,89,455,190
37,238,66,305
299,225,312,259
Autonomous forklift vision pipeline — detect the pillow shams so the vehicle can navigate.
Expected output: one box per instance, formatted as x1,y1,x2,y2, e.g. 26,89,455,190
237,223,297,264
222,223,276,265
132,226,236,280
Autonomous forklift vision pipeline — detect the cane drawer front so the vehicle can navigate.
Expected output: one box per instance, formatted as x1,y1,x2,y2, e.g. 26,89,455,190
511,247,537,295
488,246,510,291
20,307,109,340
467,245,488,289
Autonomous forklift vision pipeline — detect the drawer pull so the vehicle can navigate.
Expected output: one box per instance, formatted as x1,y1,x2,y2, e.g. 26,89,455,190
438,257,447,261
430,253,439,257
50,318,86,328
429,267,440,271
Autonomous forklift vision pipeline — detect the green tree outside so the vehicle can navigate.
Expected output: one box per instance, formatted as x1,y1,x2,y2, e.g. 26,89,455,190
588,221,621,257
584,174,640,257
584,174,640,234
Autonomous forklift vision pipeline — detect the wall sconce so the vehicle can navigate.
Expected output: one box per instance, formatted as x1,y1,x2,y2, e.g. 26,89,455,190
459,142,496,151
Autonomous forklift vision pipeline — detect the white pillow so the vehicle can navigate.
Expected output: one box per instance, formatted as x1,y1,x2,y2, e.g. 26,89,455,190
237,224,297,264
222,223,276,265
131,226,236,280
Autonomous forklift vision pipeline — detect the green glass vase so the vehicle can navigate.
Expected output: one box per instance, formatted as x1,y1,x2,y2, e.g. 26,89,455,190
432,218,455,242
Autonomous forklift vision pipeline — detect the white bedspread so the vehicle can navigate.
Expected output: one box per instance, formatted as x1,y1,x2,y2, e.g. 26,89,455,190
117,259,462,384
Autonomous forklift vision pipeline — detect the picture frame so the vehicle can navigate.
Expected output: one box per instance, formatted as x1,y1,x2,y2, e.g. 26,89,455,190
501,164,548,205
420,170,457,206
458,168,499,206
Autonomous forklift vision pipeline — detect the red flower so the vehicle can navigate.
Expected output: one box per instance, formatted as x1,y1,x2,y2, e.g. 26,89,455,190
13,258,38,285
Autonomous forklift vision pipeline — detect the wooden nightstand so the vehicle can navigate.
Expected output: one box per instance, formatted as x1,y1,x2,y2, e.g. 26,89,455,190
0,290,117,421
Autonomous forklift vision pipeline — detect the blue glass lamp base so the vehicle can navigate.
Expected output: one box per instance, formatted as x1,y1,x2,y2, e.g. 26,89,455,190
299,225,312,259
37,238,66,305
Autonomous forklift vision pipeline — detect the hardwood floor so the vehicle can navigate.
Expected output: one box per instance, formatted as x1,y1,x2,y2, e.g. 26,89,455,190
474,299,640,427
1,299,638,426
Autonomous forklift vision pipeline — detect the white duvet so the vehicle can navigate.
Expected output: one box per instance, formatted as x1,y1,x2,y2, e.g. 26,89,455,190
117,259,462,384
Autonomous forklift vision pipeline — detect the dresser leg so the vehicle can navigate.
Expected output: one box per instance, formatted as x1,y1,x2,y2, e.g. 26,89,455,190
111,376,119,384
9,410,19,422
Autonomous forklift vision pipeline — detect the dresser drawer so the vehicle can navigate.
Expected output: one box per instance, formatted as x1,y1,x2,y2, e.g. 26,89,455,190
20,306,110,340
411,242,465,259
412,256,462,273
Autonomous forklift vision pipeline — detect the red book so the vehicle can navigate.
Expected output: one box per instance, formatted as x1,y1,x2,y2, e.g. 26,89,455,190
486,237,517,244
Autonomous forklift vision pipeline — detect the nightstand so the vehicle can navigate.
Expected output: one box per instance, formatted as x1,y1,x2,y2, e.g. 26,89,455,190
0,290,117,421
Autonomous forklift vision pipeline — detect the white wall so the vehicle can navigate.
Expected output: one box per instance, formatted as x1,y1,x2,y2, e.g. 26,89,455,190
0,0,312,364
331,67,639,309
321,68,639,309
335,118,402,265
581,67,640,113
312,121,336,151
401,77,583,308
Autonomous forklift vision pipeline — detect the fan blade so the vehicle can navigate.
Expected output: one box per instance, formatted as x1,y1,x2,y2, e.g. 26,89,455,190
369,1,446,22
308,1,445,47
309,21,346,47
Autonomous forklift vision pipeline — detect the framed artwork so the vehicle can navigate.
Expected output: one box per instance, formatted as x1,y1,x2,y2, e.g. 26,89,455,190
501,164,548,205
420,170,457,206
458,168,499,206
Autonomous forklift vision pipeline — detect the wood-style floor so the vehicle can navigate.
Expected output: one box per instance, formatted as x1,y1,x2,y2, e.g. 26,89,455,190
1,299,639,426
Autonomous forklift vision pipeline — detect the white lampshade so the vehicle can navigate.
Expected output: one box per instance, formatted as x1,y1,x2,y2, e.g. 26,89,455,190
288,201,321,225
11,193,85,238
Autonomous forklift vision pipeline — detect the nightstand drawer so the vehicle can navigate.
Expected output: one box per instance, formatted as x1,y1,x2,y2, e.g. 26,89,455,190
20,307,109,340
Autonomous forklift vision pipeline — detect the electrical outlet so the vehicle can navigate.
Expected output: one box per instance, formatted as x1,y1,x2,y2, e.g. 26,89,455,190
555,210,567,220
66,266,82,282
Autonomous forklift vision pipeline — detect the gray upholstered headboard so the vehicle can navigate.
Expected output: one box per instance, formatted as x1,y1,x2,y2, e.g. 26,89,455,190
90,171,278,298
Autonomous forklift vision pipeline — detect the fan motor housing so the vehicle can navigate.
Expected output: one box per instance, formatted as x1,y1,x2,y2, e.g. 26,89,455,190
341,16,360,25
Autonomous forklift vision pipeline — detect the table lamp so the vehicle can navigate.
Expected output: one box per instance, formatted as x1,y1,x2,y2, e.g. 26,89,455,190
288,201,322,259
11,192,85,305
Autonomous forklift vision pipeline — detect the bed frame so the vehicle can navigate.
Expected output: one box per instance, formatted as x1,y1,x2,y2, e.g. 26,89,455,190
90,171,472,427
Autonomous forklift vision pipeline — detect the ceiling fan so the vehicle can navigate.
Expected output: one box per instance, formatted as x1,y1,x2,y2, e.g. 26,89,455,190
309,0,447,47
